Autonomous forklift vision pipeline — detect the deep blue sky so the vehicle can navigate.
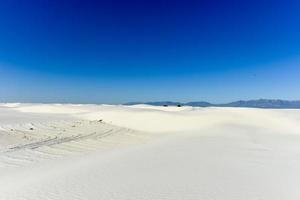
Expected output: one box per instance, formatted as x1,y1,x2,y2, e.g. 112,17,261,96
1,0,300,103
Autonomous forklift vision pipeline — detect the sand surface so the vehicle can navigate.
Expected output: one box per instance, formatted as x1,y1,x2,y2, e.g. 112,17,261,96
1,103,300,199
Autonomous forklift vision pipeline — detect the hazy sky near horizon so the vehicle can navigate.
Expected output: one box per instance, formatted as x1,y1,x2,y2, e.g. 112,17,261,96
1,0,300,104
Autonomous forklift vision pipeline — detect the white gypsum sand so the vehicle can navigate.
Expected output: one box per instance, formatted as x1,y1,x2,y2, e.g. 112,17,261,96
0,103,300,199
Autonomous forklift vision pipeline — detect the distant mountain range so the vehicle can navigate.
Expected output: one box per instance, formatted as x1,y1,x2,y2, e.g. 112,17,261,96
125,99,300,109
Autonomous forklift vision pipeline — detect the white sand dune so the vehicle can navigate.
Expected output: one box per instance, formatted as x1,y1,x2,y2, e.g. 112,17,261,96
1,104,300,199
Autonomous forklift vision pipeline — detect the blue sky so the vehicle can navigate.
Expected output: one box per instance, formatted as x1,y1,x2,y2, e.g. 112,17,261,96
1,0,300,104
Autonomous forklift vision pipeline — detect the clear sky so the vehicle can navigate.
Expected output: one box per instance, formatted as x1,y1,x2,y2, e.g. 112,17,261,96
1,0,300,104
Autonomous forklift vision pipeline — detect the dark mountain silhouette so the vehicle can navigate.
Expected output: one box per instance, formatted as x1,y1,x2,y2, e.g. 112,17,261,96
125,99,300,109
